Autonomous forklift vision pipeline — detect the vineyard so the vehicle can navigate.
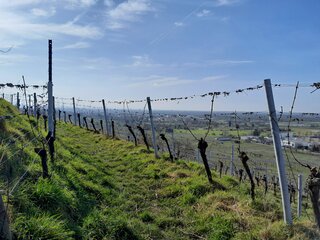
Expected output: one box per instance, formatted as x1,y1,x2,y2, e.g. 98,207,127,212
0,79,320,239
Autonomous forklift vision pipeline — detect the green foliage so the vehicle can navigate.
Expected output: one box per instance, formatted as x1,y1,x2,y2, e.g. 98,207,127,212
82,209,138,240
139,211,154,223
12,213,74,239
208,216,235,240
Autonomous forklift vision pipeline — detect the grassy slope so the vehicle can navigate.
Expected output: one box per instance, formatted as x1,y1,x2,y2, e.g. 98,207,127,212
0,99,319,239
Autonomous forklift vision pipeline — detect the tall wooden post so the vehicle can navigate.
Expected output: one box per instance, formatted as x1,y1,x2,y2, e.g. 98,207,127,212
147,97,159,158
72,97,77,126
53,96,56,138
102,99,110,136
48,39,54,135
33,93,37,118
0,195,12,239
230,144,234,176
16,92,20,110
28,94,32,115
10,94,13,105
297,174,303,218
264,79,292,225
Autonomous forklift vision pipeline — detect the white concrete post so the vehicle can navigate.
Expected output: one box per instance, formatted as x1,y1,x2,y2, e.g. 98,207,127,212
264,78,292,225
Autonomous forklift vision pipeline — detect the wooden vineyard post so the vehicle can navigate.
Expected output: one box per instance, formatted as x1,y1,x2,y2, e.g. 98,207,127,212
102,99,110,136
16,92,20,110
230,144,234,176
0,195,12,239
111,120,115,138
33,93,37,118
28,94,32,115
147,97,159,158
72,97,77,126
297,174,303,218
264,79,292,225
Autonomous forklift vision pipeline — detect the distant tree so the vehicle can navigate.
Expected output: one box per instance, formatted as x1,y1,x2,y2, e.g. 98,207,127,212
252,128,261,136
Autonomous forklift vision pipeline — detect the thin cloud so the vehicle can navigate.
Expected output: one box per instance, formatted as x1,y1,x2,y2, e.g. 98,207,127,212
128,75,226,88
129,76,193,88
31,7,56,17
0,54,30,65
174,22,184,27
171,60,254,68
0,10,103,40
208,59,254,65
63,0,98,9
62,41,91,49
215,0,240,6
196,9,211,17
106,0,154,30
0,0,42,8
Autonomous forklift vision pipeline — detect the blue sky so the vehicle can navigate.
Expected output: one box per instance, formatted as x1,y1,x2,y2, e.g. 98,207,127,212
0,0,319,112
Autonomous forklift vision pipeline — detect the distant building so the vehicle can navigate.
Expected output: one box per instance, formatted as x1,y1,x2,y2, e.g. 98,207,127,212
217,137,231,142
281,138,309,149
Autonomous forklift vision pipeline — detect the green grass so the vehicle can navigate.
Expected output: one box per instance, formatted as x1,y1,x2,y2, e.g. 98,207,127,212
0,98,319,239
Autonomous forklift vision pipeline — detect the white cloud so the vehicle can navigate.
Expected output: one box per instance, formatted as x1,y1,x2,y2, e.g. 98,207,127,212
129,76,193,88
63,0,98,8
196,9,211,17
0,54,30,65
128,75,226,88
62,41,91,49
0,0,42,8
215,0,239,6
0,10,103,40
170,60,254,68
106,0,153,29
131,55,151,66
31,7,56,17
174,22,184,27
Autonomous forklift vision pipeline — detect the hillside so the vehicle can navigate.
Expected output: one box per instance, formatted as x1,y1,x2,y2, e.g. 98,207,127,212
0,98,319,239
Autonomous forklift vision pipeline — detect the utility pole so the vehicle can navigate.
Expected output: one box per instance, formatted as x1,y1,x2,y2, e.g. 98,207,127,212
264,78,292,225
147,97,159,158
48,39,54,135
